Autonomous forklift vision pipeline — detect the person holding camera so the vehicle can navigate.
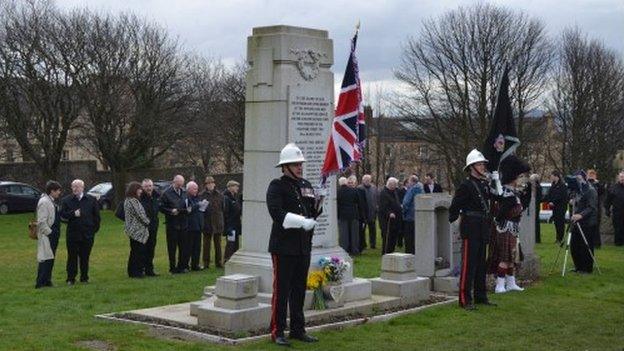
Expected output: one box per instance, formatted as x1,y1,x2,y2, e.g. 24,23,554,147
569,170,598,274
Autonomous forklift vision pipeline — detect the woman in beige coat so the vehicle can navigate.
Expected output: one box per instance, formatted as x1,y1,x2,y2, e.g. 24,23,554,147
35,181,63,288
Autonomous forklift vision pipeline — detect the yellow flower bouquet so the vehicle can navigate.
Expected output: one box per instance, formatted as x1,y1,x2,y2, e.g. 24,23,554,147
307,270,327,310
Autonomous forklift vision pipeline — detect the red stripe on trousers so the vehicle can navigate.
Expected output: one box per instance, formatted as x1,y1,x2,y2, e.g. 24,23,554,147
459,238,469,306
270,254,279,340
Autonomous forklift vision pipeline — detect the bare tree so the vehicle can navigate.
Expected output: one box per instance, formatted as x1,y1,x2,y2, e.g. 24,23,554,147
0,0,86,186
75,12,193,204
170,56,226,172
550,28,624,180
170,60,245,175
394,3,553,186
218,64,246,169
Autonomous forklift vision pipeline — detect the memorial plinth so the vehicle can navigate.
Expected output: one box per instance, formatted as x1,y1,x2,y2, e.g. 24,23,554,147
414,194,459,293
517,182,540,280
225,25,367,302
370,253,430,302
195,274,271,333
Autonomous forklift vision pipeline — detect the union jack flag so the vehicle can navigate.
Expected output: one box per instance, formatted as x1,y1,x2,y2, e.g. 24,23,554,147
321,30,365,181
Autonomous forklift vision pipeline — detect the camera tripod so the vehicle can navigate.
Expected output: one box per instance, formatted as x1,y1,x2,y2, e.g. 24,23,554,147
550,220,602,276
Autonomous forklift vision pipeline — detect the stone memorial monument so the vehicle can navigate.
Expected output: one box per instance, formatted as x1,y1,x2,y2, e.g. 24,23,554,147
195,274,271,332
225,25,370,302
413,194,459,293
517,181,540,280
370,253,430,303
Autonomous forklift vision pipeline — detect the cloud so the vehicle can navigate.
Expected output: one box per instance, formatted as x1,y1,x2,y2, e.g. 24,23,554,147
56,0,624,93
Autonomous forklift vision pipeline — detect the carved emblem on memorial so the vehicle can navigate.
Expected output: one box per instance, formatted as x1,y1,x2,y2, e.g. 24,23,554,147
290,48,325,81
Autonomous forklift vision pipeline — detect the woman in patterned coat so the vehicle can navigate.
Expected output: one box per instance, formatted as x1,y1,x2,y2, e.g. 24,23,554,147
124,182,151,278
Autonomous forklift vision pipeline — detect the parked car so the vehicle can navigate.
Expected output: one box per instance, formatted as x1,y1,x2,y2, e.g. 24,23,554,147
153,180,171,193
87,182,114,210
0,181,42,214
539,182,570,222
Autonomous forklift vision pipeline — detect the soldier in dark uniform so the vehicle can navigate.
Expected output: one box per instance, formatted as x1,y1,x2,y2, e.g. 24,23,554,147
449,149,499,310
267,143,322,346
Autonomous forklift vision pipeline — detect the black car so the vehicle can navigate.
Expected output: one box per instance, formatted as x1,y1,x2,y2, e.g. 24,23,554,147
0,181,42,214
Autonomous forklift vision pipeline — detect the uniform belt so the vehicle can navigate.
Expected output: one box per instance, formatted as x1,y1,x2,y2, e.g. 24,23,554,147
463,211,486,218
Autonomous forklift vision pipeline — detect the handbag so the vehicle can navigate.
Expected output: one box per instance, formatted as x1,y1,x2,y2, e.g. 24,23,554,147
28,219,38,240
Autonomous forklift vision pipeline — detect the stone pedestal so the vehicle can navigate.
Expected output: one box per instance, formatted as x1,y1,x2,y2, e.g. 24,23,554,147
413,195,458,293
370,253,430,302
517,181,541,281
195,274,271,332
225,25,365,303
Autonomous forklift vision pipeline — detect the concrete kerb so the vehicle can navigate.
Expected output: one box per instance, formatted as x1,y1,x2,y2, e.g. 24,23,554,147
94,295,457,346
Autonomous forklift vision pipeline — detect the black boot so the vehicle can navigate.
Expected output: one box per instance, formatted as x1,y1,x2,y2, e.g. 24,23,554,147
274,336,291,347
290,333,318,343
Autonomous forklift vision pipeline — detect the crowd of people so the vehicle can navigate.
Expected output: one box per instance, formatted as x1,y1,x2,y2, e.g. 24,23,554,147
34,175,243,288
336,172,443,256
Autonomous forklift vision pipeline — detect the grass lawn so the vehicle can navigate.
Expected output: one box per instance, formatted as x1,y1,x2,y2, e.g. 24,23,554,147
0,212,622,350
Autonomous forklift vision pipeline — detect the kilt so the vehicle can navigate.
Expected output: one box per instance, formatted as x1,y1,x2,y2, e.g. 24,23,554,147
488,229,523,272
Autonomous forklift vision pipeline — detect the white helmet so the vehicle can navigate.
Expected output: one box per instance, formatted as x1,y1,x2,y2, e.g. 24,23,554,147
464,149,488,171
276,143,306,167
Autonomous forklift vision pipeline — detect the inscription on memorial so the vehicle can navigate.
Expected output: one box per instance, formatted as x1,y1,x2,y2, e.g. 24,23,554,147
289,92,332,238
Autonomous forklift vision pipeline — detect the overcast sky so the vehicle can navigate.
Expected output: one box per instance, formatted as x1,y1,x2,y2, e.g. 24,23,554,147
57,0,624,99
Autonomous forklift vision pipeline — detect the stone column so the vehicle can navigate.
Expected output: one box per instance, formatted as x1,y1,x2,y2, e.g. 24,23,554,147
518,181,540,280
225,25,356,293
413,194,459,293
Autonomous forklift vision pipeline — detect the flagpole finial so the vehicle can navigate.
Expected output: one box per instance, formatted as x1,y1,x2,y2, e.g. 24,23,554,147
355,20,361,34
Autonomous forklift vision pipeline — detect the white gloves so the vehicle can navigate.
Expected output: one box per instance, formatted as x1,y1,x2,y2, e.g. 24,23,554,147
491,171,503,196
283,212,317,231
283,213,306,229
302,218,317,231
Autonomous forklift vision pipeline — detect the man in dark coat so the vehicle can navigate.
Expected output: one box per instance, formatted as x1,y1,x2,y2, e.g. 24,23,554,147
379,177,403,254
337,176,361,254
449,149,497,310
267,143,321,346
354,177,369,252
605,171,624,246
160,175,189,274
395,178,409,248
423,173,443,193
587,169,604,248
543,171,568,243
570,170,598,273
186,181,207,271
60,179,101,284
358,174,379,249
140,179,160,276
200,176,225,268
223,180,242,262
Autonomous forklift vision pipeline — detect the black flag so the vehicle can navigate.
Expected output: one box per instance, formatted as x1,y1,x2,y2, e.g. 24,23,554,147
483,66,520,172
